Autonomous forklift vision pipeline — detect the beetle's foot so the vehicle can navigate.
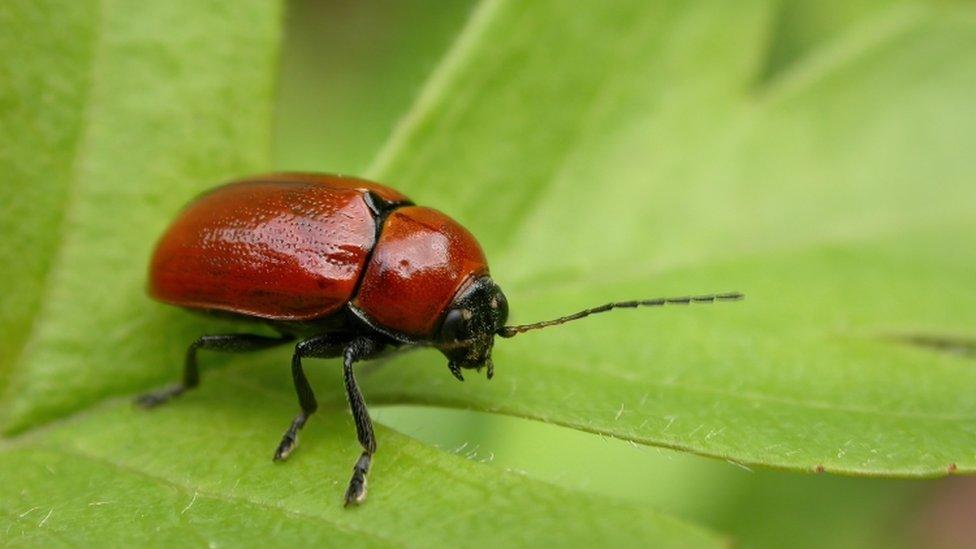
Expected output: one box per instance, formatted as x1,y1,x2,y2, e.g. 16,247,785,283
273,433,299,461
344,452,372,507
448,361,464,382
273,413,308,462
134,385,185,408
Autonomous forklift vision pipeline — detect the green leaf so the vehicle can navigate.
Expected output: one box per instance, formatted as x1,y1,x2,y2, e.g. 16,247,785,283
3,0,975,543
380,406,929,549
0,0,723,545
0,0,283,429
359,0,976,476
0,368,720,547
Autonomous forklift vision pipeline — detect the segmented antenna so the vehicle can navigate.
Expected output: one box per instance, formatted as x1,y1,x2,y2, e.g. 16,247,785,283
497,292,744,338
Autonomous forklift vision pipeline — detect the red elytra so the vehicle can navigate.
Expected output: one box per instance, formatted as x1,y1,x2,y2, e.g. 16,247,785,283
149,174,487,339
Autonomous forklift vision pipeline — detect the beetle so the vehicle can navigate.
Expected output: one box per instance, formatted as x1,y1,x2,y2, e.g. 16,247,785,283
138,172,743,506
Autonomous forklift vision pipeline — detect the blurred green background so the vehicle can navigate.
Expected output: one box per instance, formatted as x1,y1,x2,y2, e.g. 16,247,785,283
272,1,972,547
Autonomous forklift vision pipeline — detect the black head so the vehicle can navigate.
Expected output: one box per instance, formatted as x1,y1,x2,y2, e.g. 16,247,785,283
436,276,508,380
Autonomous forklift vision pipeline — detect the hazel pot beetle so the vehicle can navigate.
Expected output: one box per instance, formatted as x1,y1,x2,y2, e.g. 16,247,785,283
138,172,743,505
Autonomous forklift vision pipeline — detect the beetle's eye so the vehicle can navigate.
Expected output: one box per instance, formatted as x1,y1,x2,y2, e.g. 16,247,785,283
441,309,471,342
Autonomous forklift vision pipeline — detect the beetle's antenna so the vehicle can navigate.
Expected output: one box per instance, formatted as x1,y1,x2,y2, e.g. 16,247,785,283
497,292,744,338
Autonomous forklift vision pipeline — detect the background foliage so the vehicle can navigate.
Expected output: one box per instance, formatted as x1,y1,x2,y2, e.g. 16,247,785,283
2,0,975,546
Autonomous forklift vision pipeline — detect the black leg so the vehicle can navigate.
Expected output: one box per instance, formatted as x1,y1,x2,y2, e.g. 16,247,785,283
273,334,350,462
342,337,383,506
136,333,293,408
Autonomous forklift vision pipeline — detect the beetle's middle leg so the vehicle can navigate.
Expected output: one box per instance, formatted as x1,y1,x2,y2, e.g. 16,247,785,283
136,333,294,408
273,334,350,461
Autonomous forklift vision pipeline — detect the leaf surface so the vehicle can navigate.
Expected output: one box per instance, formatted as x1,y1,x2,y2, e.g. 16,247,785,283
0,0,725,545
361,0,976,476
0,0,283,428
0,368,719,547
2,2,975,545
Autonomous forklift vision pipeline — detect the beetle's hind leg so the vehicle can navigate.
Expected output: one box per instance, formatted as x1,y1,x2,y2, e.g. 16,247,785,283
273,334,350,462
136,333,294,408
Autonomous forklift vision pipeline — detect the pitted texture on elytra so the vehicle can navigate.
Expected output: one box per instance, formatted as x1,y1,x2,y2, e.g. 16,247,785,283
150,179,387,320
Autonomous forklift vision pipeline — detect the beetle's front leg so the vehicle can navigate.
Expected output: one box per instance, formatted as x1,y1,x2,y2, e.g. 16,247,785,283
341,336,384,506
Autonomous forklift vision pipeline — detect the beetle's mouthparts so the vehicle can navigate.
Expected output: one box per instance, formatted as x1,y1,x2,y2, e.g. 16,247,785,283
449,358,495,381
474,358,494,380
448,361,464,382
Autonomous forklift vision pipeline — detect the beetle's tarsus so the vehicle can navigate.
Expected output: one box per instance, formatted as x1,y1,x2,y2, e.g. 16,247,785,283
273,412,307,461
344,452,371,506
134,385,185,408
273,435,297,461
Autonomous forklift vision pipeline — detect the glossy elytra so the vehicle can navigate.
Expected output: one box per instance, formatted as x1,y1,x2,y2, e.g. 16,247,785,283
138,172,743,506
